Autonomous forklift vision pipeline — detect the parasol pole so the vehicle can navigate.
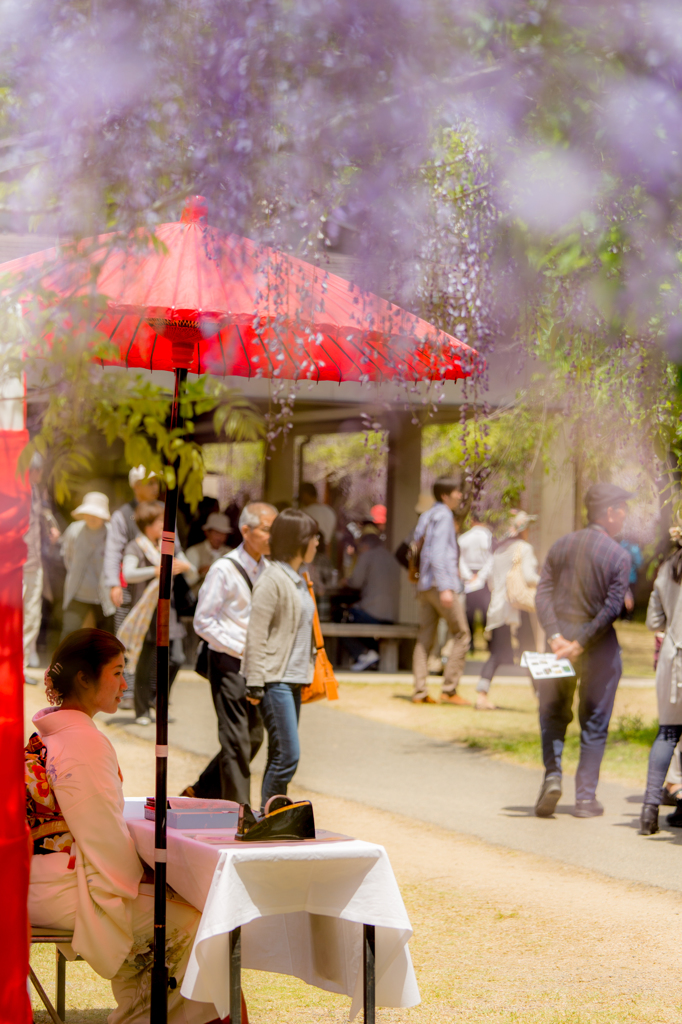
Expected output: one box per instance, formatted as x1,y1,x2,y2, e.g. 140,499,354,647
151,365,187,1021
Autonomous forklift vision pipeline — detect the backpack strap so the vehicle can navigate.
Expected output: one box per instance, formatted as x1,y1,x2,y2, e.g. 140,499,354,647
222,554,254,592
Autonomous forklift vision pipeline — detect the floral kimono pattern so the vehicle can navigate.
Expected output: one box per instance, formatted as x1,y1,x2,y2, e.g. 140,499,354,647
25,731,75,859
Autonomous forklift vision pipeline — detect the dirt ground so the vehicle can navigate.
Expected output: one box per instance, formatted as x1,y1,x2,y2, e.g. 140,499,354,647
27,686,682,1024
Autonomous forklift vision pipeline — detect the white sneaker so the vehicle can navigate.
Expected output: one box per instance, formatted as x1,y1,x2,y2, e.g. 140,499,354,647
351,650,380,672
135,716,152,726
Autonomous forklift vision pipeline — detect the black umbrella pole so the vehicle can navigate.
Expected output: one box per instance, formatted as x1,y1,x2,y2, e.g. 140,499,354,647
151,366,187,1022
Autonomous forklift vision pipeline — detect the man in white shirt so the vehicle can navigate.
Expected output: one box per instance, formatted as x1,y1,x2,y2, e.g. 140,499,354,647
458,518,493,652
184,511,231,595
185,501,277,803
298,481,336,548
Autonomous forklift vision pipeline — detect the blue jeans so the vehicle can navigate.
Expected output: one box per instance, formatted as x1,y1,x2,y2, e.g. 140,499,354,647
533,628,621,802
342,606,393,663
644,725,682,805
260,682,302,809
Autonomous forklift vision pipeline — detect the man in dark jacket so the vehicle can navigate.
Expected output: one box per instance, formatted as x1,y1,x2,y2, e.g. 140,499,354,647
534,483,632,819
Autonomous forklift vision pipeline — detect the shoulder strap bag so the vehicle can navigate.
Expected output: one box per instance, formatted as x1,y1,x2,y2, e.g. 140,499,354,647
301,571,339,704
506,543,537,614
195,555,254,679
407,534,425,584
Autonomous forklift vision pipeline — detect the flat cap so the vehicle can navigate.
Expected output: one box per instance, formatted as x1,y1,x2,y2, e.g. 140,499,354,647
584,482,634,511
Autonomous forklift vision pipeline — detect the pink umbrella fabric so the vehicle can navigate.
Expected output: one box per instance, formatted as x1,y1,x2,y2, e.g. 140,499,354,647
3,197,481,383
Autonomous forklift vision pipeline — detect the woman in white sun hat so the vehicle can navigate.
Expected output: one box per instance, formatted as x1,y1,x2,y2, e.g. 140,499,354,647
60,492,116,639
476,510,540,710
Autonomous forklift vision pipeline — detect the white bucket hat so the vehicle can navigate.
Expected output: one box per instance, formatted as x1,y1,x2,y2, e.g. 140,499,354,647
203,512,231,534
72,492,111,521
128,465,159,487
507,510,537,536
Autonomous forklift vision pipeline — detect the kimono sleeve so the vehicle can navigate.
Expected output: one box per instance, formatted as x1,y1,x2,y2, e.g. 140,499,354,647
48,727,142,899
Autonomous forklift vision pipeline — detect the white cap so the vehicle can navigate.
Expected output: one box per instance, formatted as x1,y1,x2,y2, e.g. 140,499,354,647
203,512,231,535
415,491,435,514
72,492,111,521
128,466,158,487
507,510,538,536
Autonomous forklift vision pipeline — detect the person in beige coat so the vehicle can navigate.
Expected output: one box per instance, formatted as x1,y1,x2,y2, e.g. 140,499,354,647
640,525,682,834
27,628,220,1024
242,508,319,810
475,511,539,710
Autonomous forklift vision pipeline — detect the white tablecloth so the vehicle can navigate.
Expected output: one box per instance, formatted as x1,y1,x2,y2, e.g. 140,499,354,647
125,801,420,1020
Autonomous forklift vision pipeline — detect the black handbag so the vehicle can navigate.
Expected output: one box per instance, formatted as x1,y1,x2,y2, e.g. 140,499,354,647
195,639,210,679
235,796,316,842
194,555,254,679
173,573,197,617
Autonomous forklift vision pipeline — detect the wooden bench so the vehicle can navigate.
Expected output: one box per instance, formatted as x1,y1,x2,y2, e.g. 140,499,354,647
320,622,418,672
30,926,82,1024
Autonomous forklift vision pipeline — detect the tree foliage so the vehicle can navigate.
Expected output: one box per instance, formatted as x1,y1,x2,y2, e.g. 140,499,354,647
3,1,682,516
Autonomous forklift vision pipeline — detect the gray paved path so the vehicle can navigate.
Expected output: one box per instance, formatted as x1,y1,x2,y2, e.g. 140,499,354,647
103,674,682,892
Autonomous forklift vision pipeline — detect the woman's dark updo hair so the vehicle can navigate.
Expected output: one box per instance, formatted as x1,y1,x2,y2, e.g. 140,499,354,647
269,508,319,562
46,629,125,706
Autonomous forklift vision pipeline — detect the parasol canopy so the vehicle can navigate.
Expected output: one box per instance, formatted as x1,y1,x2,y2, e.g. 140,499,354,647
5,196,481,383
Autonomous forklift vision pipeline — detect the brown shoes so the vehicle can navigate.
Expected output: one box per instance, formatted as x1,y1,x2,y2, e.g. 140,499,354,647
412,693,471,706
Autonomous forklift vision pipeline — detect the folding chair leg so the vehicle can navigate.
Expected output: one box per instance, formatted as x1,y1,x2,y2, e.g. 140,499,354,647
57,949,66,1020
28,964,64,1024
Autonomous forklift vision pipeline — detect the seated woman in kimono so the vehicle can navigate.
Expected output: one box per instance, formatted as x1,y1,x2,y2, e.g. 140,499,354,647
27,627,229,1024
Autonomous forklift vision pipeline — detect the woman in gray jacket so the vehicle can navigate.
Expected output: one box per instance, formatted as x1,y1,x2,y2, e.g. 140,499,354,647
640,523,682,834
242,508,319,809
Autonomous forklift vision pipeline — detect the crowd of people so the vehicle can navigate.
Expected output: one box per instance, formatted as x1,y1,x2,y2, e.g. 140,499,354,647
24,454,682,1022
24,460,682,832
402,473,682,829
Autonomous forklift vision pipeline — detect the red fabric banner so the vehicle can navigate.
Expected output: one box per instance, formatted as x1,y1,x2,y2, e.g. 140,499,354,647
0,428,31,1023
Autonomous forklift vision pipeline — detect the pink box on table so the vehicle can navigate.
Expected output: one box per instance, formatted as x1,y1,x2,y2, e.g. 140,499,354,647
144,796,240,830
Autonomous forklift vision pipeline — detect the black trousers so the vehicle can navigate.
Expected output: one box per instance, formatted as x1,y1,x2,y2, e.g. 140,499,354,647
465,585,491,650
192,651,264,805
134,640,182,719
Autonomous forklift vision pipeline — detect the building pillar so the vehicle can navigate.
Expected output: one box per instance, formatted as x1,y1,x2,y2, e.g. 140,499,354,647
385,413,422,624
536,424,575,564
262,430,296,507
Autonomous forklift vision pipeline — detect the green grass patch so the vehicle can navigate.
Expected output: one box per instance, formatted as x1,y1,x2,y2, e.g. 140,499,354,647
463,712,657,785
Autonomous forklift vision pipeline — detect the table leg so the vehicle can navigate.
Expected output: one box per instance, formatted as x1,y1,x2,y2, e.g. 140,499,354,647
363,924,375,1024
57,948,66,1021
229,927,241,1024
378,639,398,673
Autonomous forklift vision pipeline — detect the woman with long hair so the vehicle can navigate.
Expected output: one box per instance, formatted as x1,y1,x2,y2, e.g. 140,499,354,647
26,628,223,1023
242,508,319,809
640,521,682,834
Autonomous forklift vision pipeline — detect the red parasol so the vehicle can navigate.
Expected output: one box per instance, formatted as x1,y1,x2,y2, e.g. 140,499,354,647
6,195,478,383
4,197,481,1023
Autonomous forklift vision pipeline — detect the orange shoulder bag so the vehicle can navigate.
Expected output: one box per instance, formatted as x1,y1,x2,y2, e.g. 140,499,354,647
301,572,339,704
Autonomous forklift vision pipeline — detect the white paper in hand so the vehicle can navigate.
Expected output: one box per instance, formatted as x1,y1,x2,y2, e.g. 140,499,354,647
520,651,576,679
